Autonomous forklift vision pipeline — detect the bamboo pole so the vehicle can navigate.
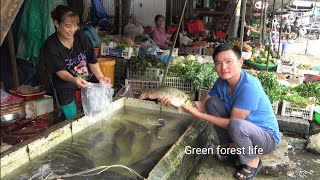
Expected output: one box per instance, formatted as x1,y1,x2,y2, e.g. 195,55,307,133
7,29,19,87
161,0,188,86
227,0,241,39
266,0,277,71
240,0,247,53
304,0,317,55
170,0,173,25
119,0,122,35
262,0,267,40
258,0,264,43
277,0,284,58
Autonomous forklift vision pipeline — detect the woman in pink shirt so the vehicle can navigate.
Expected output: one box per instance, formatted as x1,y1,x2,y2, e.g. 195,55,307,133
151,15,172,49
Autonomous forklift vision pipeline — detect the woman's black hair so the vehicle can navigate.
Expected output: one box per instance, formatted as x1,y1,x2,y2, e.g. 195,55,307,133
212,43,241,61
155,14,165,22
51,5,79,23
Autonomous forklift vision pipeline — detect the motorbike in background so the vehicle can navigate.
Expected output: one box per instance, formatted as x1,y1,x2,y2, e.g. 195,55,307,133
289,24,320,40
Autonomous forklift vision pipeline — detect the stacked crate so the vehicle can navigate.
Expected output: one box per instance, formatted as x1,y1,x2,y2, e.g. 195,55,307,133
125,67,162,95
161,76,195,100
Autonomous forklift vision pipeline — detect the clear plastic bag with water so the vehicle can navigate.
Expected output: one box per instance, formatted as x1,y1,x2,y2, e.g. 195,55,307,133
81,83,114,117
114,85,134,98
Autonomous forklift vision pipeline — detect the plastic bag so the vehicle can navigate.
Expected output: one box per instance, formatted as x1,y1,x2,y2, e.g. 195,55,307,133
160,50,175,64
138,38,158,57
0,89,11,104
114,85,134,98
81,83,114,117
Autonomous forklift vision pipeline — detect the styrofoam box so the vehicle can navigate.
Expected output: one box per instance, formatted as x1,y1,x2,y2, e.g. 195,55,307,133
276,61,297,74
296,69,320,75
25,95,54,119
101,42,134,59
241,51,252,60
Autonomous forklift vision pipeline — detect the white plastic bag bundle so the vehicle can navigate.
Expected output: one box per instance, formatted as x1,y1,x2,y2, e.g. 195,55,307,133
1,89,11,104
81,83,114,117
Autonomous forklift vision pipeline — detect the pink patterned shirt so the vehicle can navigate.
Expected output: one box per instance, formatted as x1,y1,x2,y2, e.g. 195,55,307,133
151,27,168,49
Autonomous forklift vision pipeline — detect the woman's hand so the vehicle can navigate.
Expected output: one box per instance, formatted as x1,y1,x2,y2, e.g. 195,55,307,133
72,77,89,88
98,76,112,87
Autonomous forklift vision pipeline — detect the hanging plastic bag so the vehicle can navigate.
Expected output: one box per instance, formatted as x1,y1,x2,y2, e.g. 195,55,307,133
114,85,134,98
81,83,114,117
160,50,175,64
138,38,158,57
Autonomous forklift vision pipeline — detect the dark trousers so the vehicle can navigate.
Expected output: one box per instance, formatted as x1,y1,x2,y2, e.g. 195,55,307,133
205,96,277,164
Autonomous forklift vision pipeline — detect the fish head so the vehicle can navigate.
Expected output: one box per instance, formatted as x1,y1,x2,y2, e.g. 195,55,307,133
185,99,198,109
139,90,149,100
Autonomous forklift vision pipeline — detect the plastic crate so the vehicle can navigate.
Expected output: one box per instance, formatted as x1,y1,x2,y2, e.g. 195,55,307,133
272,101,279,114
281,100,315,120
127,67,160,80
198,88,210,101
161,77,194,93
185,46,202,55
125,79,161,94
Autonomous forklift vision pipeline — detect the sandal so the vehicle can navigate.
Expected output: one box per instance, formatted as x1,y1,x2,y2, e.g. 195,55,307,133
233,160,263,180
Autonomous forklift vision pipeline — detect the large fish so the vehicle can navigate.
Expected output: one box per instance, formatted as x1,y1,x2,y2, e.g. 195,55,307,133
139,86,197,109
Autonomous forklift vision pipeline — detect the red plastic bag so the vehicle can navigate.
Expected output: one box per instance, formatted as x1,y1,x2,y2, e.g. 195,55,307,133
187,20,205,34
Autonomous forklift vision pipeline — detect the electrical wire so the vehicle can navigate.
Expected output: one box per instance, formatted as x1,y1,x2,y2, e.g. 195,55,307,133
40,164,145,180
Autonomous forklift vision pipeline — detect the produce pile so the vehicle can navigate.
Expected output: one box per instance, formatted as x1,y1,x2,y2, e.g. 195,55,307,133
248,70,320,107
232,39,252,52
168,55,218,91
127,55,166,75
297,64,316,70
249,49,277,65
127,54,218,91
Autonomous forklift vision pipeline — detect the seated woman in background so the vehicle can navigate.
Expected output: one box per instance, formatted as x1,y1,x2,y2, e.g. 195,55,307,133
151,15,172,49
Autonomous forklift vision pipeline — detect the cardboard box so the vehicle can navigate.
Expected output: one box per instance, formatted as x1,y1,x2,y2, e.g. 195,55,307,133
25,95,53,119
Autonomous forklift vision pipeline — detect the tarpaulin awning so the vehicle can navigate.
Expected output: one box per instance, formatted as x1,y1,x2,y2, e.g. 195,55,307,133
0,0,24,46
